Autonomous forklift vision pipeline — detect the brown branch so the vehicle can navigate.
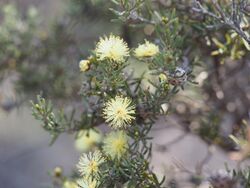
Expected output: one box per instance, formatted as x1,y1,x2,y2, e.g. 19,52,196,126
192,0,250,44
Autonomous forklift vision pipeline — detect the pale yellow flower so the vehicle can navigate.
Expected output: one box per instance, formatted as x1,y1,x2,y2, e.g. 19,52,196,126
77,150,104,177
134,40,159,58
79,60,90,72
75,129,103,152
77,178,98,188
103,131,129,160
63,180,78,188
159,73,167,83
103,96,135,129
95,34,129,62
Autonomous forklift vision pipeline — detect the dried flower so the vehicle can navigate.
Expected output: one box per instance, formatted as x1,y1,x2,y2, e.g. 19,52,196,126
79,60,91,72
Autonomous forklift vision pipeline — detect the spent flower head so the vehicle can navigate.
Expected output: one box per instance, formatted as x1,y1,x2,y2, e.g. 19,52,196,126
134,40,159,58
95,34,129,62
103,96,136,129
103,131,129,160
77,150,105,177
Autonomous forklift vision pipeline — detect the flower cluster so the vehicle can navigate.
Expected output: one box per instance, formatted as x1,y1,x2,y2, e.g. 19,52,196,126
74,34,165,187
78,34,160,71
76,131,129,187
33,31,170,187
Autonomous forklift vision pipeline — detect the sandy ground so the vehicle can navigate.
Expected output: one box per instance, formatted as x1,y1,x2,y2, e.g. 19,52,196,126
150,117,240,188
0,107,79,188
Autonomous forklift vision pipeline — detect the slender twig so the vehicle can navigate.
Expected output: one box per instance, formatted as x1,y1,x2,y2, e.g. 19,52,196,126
232,0,237,23
155,132,187,152
193,0,250,44
195,146,213,175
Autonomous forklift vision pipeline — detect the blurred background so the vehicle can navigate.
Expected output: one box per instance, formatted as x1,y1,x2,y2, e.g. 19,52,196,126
0,0,250,188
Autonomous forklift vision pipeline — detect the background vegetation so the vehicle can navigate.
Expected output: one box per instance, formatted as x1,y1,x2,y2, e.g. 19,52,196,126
1,0,250,188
